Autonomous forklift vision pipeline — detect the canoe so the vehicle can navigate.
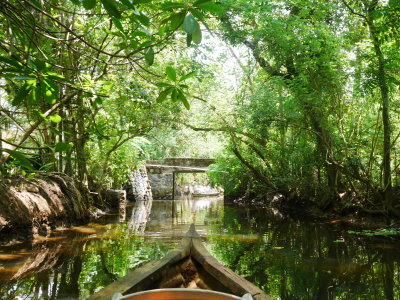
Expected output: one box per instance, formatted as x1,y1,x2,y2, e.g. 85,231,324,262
88,224,271,300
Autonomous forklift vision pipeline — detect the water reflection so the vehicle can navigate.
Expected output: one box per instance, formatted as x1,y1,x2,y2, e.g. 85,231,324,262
0,198,399,300
205,206,400,300
128,199,153,234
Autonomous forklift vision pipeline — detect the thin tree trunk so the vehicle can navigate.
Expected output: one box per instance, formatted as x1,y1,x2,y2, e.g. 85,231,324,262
366,5,394,212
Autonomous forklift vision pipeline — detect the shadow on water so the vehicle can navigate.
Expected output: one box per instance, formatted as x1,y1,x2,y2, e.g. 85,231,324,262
0,197,399,299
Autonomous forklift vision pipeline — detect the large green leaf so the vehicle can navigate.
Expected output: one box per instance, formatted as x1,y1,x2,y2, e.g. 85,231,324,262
144,47,155,65
161,2,186,10
119,0,135,9
100,0,121,18
177,89,190,109
3,149,34,170
0,56,22,69
180,71,197,81
156,88,172,103
54,142,73,153
192,27,202,44
166,66,177,81
198,3,224,15
83,0,97,10
12,83,31,106
169,12,186,30
49,114,62,123
183,14,199,35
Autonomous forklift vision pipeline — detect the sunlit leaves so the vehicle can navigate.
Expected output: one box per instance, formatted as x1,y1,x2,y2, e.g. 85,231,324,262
166,66,177,81
155,67,195,109
49,114,62,123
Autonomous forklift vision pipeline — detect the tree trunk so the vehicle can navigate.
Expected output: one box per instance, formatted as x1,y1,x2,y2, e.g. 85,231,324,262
366,7,394,212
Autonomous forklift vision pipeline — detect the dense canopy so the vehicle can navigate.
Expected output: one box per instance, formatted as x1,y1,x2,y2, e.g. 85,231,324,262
1,0,400,217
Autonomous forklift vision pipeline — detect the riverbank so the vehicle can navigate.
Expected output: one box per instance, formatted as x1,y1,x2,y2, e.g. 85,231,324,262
0,173,92,245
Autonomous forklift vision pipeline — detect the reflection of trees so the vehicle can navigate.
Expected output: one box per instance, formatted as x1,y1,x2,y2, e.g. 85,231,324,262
128,199,153,234
0,225,174,299
208,208,400,300
0,235,86,299
148,198,224,227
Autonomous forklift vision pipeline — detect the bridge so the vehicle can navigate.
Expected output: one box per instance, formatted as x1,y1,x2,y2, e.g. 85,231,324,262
145,157,215,199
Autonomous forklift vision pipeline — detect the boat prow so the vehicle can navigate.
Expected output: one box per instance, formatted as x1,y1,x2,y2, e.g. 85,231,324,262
89,224,271,300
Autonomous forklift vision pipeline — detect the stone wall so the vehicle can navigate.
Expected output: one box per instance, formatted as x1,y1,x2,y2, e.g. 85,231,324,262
148,173,173,198
128,166,153,201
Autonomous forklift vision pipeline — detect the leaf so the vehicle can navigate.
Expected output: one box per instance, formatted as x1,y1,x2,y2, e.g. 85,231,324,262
49,114,62,123
144,47,154,65
180,71,197,81
112,17,125,32
12,83,31,106
166,66,177,81
192,26,202,44
171,88,178,102
191,9,207,20
137,13,150,27
198,3,224,15
169,12,186,30
0,56,22,68
100,0,121,18
3,149,34,170
156,82,173,87
132,0,152,3
194,0,212,5
83,0,97,9
161,2,186,10
177,89,190,109
183,14,199,35
54,142,73,153
15,76,36,80
119,0,135,9
186,34,192,46
156,88,172,103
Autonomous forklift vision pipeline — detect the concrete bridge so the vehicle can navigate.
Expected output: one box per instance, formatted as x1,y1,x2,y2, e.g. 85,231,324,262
145,157,215,199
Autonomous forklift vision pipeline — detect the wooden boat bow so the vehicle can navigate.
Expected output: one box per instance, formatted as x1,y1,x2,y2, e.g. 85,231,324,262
89,224,271,300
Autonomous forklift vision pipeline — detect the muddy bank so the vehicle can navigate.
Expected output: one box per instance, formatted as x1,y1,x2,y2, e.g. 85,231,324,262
0,173,92,244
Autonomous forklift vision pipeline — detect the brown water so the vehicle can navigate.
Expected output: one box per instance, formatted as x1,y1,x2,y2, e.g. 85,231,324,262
0,197,399,299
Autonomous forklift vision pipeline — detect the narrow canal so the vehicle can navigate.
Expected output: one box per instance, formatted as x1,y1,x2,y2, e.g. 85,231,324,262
0,197,399,299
